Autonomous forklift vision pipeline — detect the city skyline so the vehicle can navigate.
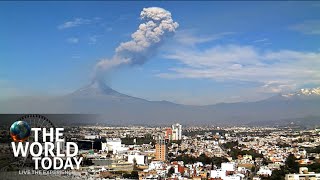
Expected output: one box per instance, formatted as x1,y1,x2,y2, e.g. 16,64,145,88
1,1,320,105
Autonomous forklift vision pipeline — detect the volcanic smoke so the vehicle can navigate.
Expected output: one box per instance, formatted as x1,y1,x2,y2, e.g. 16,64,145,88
94,7,179,80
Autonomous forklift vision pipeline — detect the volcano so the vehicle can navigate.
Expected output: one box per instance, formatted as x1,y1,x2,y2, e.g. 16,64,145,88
71,79,131,98
1,81,320,126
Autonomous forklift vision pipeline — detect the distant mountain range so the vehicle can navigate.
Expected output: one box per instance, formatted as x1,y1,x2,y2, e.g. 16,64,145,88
1,80,320,126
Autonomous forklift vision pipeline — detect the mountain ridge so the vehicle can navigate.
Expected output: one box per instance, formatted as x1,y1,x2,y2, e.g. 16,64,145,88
0,81,320,125
71,81,320,104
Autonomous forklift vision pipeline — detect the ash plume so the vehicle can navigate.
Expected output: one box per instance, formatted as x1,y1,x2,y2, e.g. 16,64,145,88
94,7,179,79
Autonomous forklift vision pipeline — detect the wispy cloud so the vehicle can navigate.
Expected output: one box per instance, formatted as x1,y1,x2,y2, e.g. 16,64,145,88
252,38,272,46
89,36,97,45
290,20,320,35
158,44,320,93
71,55,81,59
258,81,297,93
253,38,268,43
174,31,234,46
66,37,79,44
88,35,99,45
116,14,134,22
57,17,101,30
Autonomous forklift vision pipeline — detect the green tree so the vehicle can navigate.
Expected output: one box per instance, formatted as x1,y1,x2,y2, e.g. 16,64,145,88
285,154,299,173
131,171,139,179
269,167,286,180
168,167,175,177
307,162,320,173
123,171,139,179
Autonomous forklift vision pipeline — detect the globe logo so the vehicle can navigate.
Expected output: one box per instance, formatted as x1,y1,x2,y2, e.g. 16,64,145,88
10,121,31,142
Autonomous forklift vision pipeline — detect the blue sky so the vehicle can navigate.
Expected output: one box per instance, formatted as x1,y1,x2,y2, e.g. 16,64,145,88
1,1,320,105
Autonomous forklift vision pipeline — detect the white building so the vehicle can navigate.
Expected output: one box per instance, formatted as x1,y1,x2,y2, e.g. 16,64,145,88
210,162,238,179
148,161,165,170
101,138,125,154
285,167,320,180
285,173,320,180
257,166,272,176
210,169,226,179
210,169,243,180
226,174,244,180
172,123,182,141
221,162,236,172
128,153,147,165
84,135,100,140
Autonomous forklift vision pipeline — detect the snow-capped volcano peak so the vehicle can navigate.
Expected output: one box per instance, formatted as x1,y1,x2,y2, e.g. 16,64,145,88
298,88,320,95
281,87,320,98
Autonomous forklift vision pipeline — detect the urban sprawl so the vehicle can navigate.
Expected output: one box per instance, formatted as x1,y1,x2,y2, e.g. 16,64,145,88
2,124,320,180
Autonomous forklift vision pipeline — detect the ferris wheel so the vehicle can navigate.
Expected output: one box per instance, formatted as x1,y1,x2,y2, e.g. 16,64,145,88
4,114,57,170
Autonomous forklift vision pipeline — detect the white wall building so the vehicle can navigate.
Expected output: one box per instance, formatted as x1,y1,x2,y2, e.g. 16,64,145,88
257,166,272,176
210,169,226,179
225,174,243,180
285,167,320,180
172,123,182,141
285,173,320,180
221,162,236,172
84,135,100,140
148,161,165,170
128,154,147,165
210,169,243,180
101,138,124,154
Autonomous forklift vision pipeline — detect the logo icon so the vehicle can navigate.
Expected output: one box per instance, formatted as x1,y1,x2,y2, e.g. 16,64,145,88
10,121,31,142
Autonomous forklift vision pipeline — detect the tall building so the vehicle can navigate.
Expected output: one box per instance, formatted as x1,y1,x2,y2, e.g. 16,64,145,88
172,123,182,141
164,128,173,140
155,138,167,161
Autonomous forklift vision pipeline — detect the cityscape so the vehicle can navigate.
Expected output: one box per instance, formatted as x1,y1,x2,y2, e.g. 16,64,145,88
2,123,320,180
1,1,320,180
